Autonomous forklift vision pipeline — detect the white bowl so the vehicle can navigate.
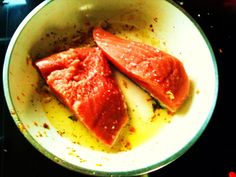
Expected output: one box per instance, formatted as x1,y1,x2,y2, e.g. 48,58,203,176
3,0,218,176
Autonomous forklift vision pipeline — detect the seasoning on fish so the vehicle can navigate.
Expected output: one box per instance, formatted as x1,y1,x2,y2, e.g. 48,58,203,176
93,27,190,112
35,47,128,146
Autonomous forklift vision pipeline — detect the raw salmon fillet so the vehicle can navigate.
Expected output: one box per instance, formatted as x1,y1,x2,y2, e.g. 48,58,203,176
35,47,128,146
93,27,190,112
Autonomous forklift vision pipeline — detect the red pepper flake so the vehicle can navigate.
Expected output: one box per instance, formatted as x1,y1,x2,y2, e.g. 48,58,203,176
123,24,135,31
149,24,155,32
68,115,77,121
33,122,38,126
153,17,158,22
152,102,160,112
229,171,236,177
17,96,20,101
124,141,132,149
167,110,175,116
43,123,50,129
129,126,136,133
119,138,125,144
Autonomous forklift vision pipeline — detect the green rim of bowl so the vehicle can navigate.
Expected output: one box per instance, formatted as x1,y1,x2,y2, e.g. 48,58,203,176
3,0,219,176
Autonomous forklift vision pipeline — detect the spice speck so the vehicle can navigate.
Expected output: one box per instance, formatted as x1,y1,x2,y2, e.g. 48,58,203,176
43,123,50,129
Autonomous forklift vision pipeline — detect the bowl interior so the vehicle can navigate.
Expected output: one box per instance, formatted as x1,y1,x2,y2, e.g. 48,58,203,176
3,0,218,176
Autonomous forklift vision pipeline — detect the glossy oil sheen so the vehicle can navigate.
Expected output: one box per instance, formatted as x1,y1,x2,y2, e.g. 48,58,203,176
39,24,173,153
41,70,172,153
3,0,218,175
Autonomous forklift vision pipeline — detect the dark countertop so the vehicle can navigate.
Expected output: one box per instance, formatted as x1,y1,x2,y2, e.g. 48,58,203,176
1,0,235,177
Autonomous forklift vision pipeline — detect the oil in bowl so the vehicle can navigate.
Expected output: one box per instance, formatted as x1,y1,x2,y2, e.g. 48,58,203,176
36,23,174,153
40,70,173,153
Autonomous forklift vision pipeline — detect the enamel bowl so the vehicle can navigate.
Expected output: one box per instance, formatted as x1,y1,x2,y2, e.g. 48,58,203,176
3,0,218,176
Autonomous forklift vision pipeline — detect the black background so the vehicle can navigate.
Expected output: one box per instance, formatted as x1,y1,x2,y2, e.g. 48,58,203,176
1,0,235,177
